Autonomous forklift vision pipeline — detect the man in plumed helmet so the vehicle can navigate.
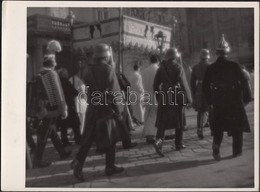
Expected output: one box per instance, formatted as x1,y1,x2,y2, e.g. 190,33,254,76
30,54,71,168
190,49,211,139
203,34,252,161
153,47,192,156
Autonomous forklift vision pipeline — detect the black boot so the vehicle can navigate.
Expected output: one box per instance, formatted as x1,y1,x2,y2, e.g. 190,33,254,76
71,159,84,182
212,143,221,161
153,139,164,157
197,128,204,139
105,165,124,176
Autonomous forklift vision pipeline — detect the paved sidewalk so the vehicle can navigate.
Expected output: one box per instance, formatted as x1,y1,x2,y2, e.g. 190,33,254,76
26,102,255,189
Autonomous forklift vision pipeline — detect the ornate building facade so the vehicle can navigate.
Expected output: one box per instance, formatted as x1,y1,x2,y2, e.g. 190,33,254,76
27,7,254,81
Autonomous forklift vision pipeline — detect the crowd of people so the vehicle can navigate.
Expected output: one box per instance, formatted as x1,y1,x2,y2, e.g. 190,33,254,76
26,34,253,182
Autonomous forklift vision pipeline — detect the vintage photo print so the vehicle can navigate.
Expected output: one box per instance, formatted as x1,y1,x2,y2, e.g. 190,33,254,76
2,1,259,191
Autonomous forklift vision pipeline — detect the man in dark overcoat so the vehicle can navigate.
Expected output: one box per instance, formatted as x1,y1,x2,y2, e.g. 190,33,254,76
71,43,124,181
153,47,192,156
56,68,81,146
190,49,211,139
203,34,252,161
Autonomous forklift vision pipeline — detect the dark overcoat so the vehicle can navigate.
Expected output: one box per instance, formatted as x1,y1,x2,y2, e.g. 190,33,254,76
82,61,127,145
202,57,252,136
190,61,210,112
154,60,192,130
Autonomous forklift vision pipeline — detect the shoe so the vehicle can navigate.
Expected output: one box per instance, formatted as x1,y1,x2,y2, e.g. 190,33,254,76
197,129,204,139
212,143,221,161
105,165,124,176
176,144,186,151
123,142,137,149
71,160,84,182
233,152,242,158
153,139,164,157
60,150,72,160
62,141,72,147
213,152,221,161
146,138,155,144
33,161,51,168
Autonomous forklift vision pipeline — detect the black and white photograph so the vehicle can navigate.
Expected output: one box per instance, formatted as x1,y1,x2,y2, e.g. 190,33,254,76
2,1,259,191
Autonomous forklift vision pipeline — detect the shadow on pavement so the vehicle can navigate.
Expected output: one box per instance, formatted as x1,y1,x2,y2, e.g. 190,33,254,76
26,155,234,188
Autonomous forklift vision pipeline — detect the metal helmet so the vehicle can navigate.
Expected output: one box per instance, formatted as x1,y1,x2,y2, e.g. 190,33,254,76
200,49,210,59
93,43,111,58
216,34,230,54
165,47,180,60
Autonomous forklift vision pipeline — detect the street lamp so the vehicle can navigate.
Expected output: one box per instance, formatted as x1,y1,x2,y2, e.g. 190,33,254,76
171,16,178,48
154,30,166,56
67,11,75,85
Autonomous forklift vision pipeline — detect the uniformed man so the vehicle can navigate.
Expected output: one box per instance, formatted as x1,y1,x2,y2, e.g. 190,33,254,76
71,43,124,181
31,55,71,168
153,47,192,156
203,34,252,161
190,49,211,139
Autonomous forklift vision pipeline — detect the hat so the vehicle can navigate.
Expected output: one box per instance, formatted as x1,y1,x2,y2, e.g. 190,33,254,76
93,43,111,58
216,34,230,53
43,54,56,68
47,40,62,53
165,47,180,60
200,49,210,59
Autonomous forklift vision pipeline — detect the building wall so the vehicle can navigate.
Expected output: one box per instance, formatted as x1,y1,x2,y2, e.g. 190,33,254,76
186,8,254,67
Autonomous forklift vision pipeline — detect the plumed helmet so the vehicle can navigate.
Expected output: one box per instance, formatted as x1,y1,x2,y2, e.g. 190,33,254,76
216,34,230,54
43,54,56,68
93,43,111,58
47,40,62,53
165,47,180,60
200,49,210,59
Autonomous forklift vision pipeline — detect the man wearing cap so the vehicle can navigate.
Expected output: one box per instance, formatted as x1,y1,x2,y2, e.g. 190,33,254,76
203,34,252,161
190,49,211,139
153,47,192,156
71,43,124,181
31,54,71,168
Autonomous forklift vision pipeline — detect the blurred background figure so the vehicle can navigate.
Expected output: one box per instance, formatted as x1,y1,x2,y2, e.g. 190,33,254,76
190,49,211,139
141,54,160,144
69,61,88,134
128,62,144,125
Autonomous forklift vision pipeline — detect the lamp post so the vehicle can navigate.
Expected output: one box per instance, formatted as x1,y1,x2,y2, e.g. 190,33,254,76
154,30,166,58
67,10,75,86
171,16,178,48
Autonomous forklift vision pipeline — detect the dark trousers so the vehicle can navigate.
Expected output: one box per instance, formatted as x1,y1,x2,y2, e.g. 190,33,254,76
33,118,66,164
26,123,36,152
58,107,81,144
76,129,116,168
197,111,207,129
156,107,184,146
213,130,243,155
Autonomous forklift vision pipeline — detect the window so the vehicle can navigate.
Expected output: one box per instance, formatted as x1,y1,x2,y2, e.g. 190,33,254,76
103,8,109,20
97,9,103,21
96,8,110,21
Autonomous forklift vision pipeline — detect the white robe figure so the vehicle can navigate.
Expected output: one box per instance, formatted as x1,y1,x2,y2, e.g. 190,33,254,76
69,75,88,134
141,63,174,138
128,70,144,123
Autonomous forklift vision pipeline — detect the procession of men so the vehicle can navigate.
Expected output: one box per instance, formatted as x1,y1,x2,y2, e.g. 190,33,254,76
26,34,253,182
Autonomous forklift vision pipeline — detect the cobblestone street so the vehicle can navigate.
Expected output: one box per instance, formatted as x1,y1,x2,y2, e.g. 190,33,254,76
26,102,255,188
